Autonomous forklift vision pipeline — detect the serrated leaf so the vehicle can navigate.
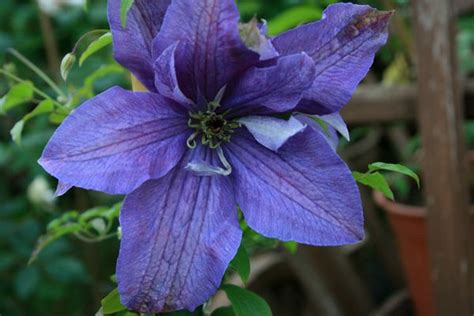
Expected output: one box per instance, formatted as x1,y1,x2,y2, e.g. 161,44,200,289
121,0,135,28
222,285,272,316
229,244,250,283
79,32,113,66
10,120,24,144
353,171,394,201
0,81,34,113
101,288,126,314
368,162,420,188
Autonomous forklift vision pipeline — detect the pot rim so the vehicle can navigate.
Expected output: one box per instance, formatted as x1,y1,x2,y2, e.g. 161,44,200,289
372,190,426,218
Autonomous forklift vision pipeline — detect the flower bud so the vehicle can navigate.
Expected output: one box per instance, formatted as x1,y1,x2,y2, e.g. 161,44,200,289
60,52,76,81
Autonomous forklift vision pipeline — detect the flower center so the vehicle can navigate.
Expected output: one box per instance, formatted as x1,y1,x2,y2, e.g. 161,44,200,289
187,102,240,149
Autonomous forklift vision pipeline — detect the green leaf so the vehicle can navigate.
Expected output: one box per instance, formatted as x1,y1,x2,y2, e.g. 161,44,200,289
212,306,235,316
0,81,34,113
49,106,71,124
121,0,135,28
79,32,113,66
10,120,24,144
229,244,250,283
267,6,322,35
282,241,298,254
222,284,272,316
29,223,83,264
101,288,126,314
25,99,55,120
368,162,420,188
353,171,395,201
11,99,55,144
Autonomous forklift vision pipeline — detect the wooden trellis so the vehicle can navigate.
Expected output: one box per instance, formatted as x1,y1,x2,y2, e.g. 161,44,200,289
342,1,474,314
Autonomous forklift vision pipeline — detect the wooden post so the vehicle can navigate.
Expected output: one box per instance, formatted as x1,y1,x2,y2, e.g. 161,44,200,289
411,0,472,315
454,0,474,16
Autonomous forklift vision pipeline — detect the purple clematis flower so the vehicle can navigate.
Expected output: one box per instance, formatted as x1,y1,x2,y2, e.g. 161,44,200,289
39,0,391,313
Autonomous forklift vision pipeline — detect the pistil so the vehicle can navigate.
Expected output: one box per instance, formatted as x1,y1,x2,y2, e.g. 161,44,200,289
187,102,240,149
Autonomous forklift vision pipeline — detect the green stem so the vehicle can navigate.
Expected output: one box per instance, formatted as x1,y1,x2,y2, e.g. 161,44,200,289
0,69,63,107
73,232,118,243
7,48,66,98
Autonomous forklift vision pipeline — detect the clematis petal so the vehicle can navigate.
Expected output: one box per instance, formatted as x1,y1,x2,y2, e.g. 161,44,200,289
117,157,241,313
317,112,350,141
154,43,195,109
153,0,259,102
272,3,392,115
54,181,73,197
225,127,363,246
222,53,315,116
108,0,171,91
238,116,306,151
294,114,340,151
39,87,189,195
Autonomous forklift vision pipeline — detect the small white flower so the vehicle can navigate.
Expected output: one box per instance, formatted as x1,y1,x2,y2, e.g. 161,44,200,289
37,0,86,15
27,176,55,207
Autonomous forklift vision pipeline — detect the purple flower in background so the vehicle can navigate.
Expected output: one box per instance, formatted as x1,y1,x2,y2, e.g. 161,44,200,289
39,0,391,313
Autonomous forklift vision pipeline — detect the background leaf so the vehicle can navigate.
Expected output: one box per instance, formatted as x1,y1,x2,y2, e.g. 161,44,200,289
101,288,126,314
0,81,34,113
229,244,250,283
368,162,420,188
267,6,322,35
212,306,235,316
222,284,272,316
79,32,113,66
353,171,395,201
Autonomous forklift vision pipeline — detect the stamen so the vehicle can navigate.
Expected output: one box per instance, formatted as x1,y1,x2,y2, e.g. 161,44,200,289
186,132,199,149
216,146,232,176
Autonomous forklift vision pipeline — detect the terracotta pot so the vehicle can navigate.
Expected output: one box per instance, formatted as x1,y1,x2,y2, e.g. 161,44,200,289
373,191,474,316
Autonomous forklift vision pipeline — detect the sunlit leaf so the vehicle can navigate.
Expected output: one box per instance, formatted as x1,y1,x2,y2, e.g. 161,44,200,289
229,244,250,283
368,162,420,188
267,6,322,35
222,284,272,316
25,99,55,120
282,241,298,254
12,99,55,144
79,32,113,66
10,120,24,144
353,171,394,200
30,203,122,264
121,0,135,28
29,223,83,264
0,81,34,113
49,106,71,125
101,288,126,314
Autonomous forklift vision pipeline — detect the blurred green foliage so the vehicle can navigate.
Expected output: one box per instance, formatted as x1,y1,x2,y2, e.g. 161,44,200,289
0,0,472,315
